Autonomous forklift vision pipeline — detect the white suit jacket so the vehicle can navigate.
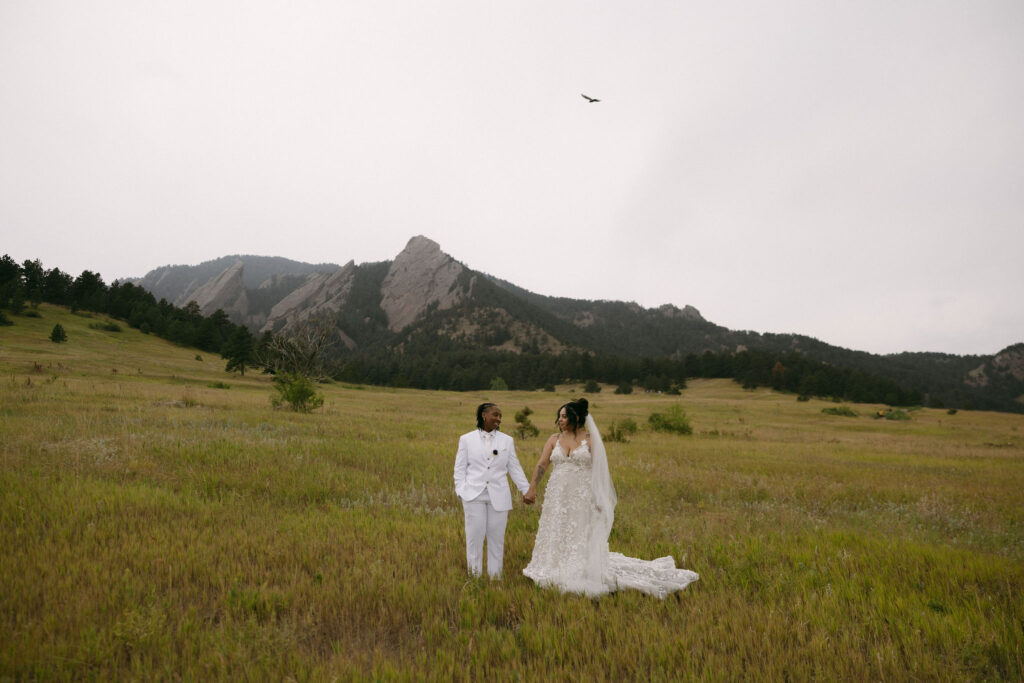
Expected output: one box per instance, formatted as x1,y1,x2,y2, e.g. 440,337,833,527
453,429,530,512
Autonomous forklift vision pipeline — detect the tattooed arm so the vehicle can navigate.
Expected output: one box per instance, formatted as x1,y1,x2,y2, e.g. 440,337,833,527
523,435,557,504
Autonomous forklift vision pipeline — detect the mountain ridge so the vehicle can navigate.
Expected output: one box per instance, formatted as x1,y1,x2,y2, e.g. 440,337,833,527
128,236,1024,411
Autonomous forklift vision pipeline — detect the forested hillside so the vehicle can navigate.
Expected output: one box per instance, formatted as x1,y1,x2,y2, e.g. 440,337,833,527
3,252,1022,413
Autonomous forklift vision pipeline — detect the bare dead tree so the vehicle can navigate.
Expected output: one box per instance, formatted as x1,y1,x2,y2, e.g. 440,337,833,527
258,316,337,380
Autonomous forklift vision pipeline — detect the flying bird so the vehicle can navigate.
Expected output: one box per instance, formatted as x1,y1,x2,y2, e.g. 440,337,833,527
581,93,600,103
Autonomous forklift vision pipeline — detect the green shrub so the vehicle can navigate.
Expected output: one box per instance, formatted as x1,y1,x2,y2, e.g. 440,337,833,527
619,417,638,435
208,382,231,389
604,417,639,443
604,422,628,443
271,373,324,412
822,406,858,417
797,395,810,402
873,408,912,420
489,376,509,391
89,321,122,332
24,310,42,318
614,383,633,395
648,404,692,435
543,384,556,392
0,310,12,326
49,323,67,343
584,380,602,393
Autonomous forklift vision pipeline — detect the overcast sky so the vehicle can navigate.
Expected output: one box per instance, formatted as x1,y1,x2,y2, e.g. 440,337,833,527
2,1,1022,356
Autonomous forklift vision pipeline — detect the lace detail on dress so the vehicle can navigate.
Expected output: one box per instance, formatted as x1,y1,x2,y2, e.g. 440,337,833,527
523,441,600,592
523,441,699,598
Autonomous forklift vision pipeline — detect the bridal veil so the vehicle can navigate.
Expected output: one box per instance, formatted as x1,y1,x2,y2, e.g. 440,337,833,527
582,414,699,598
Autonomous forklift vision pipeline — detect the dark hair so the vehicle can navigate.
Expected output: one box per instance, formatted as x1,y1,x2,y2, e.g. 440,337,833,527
556,398,589,432
476,403,498,429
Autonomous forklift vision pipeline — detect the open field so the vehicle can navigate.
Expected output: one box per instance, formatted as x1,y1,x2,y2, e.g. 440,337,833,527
2,305,1023,679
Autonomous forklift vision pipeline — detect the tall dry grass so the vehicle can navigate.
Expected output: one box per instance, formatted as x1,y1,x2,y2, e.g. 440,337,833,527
1,305,1022,679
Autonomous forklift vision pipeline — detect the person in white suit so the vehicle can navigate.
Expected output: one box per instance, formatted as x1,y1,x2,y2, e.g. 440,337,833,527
453,403,532,578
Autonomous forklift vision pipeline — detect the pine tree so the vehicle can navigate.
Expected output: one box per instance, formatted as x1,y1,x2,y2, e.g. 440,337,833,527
50,323,67,343
223,327,256,376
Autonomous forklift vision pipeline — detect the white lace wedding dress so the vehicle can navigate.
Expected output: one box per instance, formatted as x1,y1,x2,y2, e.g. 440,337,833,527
522,436,699,598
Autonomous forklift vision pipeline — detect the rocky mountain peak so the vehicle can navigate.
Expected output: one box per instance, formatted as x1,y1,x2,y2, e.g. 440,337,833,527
379,235,466,332
657,303,705,322
994,343,1024,382
260,261,358,337
185,260,248,320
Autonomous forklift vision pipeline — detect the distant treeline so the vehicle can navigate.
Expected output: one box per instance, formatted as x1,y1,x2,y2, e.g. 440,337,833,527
332,342,922,406
1,254,922,407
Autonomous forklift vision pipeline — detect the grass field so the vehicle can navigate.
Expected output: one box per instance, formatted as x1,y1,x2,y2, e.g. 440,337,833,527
2,304,1022,679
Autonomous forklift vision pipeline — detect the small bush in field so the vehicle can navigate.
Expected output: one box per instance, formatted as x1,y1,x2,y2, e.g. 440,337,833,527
605,417,639,443
648,404,692,435
271,373,324,412
614,383,633,395
24,310,42,318
89,321,121,332
604,422,626,442
822,406,858,417
0,310,12,326
49,324,67,343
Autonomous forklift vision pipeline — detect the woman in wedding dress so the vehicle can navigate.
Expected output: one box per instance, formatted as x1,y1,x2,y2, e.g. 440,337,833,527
522,398,699,598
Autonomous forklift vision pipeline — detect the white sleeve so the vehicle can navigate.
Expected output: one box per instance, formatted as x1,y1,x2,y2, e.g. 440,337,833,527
505,436,530,494
453,435,468,497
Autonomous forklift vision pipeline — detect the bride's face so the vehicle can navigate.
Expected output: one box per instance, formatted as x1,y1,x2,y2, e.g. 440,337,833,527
557,408,568,432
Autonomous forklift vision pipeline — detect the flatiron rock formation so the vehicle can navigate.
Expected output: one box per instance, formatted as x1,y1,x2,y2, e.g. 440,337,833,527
261,261,358,338
185,260,249,320
379,235,468,332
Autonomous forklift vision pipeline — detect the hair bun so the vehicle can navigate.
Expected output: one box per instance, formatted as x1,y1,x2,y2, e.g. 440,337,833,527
575,398,589,421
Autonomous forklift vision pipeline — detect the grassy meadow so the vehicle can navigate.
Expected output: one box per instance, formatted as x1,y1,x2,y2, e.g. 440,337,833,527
2,304,1023,680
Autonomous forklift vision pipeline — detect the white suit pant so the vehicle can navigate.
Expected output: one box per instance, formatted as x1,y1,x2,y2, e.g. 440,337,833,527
461,489,509,578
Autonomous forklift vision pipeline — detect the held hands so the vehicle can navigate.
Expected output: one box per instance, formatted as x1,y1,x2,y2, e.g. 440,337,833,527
523,488,536,505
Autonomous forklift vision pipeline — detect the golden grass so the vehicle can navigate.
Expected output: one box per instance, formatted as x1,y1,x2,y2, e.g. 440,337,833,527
1,304,1022,679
